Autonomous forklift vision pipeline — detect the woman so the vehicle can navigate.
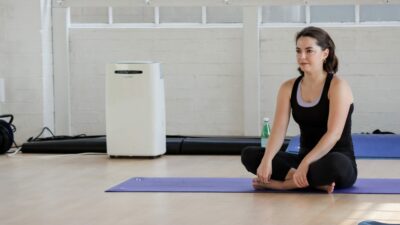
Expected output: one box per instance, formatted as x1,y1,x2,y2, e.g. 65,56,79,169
241,26,357,193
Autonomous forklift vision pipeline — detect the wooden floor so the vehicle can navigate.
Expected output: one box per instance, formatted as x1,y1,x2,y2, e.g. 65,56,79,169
1,153,400,225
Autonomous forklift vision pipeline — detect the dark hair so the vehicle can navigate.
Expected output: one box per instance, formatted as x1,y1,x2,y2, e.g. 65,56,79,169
295,26,338,76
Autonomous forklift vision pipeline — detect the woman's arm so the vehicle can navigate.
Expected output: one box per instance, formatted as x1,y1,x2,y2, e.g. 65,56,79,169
257,79,293,183
293,75,354,187
263,80,293,161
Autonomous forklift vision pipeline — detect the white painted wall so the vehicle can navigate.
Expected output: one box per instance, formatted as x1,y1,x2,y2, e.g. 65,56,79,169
69,28,243,136
0,0,53,143
69,26,400,137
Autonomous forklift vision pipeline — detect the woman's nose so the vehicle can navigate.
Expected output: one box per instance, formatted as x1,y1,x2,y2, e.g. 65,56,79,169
297,52,306,59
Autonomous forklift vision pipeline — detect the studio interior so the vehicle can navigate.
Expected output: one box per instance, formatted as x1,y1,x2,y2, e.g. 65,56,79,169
1,1,400,225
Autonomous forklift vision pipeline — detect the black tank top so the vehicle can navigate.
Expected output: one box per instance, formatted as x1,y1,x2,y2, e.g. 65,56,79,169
290,73,355,160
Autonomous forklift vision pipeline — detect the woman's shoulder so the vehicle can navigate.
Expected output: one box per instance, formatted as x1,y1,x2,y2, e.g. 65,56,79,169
282,77,297,88
278,77,298,97
331,74,351,90
329,74,353,99
280,77,298,91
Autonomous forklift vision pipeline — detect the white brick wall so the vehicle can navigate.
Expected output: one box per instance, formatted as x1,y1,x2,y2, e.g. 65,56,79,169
70,26,400,137
0,0,51,143
69,28,243,136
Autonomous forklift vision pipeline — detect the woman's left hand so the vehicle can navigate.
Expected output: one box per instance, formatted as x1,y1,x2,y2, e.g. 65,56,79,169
293,161,310,188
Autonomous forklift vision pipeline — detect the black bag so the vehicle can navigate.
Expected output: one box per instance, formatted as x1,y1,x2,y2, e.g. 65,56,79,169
0,114,15,154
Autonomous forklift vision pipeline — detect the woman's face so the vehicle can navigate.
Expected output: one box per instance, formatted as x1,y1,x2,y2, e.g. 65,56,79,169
296,36,329,74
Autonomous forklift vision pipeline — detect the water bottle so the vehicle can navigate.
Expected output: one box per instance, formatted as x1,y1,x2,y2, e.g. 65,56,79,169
261,118,271,148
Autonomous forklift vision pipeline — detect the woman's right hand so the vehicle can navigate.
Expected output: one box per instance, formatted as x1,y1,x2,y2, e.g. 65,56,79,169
256,159,272,184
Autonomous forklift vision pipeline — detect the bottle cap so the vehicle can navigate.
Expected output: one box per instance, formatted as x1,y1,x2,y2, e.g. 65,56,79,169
263,117,269,122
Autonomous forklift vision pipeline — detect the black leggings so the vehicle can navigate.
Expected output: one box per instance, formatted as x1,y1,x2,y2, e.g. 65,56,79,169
241,146,358,188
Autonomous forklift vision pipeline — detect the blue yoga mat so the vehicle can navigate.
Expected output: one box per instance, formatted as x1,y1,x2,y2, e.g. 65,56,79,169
286,134,400,159
106,177,400,194
359,221,400,225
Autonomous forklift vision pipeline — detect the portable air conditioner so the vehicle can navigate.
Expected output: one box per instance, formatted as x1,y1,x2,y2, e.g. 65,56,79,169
106,62,166,157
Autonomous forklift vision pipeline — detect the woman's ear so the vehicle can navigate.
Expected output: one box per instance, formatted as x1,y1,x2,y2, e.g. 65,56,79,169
323,48,329,59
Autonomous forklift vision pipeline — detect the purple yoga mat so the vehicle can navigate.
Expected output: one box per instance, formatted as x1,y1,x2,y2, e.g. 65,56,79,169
106,177,400,194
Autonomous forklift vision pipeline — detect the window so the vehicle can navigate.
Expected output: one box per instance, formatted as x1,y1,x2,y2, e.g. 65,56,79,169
262,6,305,23
207,6,242,23
310,5,355,23
70,7,108,23
360,5,400,22
112,7,154,23
159,7,202,23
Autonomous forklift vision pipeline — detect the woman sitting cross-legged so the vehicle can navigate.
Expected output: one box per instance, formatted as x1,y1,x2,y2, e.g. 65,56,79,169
241,26,357,193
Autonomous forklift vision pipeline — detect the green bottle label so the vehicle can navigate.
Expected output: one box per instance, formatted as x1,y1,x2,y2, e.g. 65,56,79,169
261,119,271,147
261,121,271,138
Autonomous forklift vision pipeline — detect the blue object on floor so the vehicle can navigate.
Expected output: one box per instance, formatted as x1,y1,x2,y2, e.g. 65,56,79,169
286,134,400,159
358,220,400,225
106,177,400,194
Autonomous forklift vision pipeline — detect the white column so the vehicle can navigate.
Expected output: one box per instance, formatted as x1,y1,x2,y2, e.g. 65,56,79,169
242,6,261,136
42,0,55,132
355,4,360,24
0,79,5,114
108,6,113,24
52,6,71,135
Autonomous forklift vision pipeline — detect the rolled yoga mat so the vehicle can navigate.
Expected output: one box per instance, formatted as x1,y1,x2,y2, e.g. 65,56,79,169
358,221,400,225
106,177,400,194
286,134,400,159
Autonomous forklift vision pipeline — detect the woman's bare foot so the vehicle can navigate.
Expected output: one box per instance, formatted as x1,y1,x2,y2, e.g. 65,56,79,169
251,178,292,190
252,178,264,190
316,182,335,193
